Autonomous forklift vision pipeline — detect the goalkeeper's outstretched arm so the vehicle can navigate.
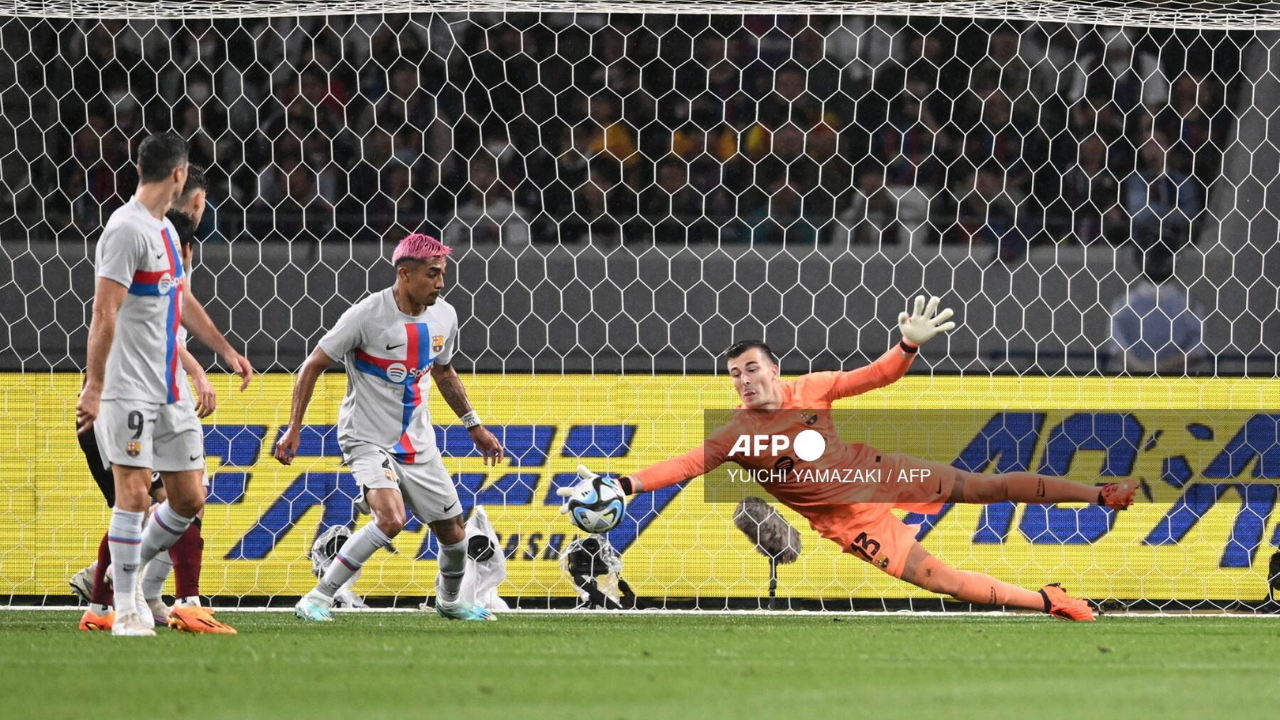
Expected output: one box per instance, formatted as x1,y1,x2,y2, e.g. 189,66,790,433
557,431,734,508
813,295,958,402
620,428,736,494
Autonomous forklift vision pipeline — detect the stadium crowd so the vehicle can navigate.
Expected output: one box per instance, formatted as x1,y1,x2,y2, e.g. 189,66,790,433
1,13,1236,253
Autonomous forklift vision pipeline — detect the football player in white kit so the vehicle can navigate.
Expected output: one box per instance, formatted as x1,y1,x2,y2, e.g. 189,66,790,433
72,172,235,634
75,132,254,637
274,233,505,622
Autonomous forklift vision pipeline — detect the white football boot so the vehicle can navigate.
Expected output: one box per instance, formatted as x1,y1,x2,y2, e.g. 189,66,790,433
111,611,157,637
133,565,155,629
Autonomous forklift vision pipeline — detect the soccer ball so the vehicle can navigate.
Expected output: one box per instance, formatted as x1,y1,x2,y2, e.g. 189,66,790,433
566,476,627,534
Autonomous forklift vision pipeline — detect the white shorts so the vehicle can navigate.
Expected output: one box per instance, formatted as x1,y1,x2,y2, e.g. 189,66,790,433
94,398,204,473
347,448,461,524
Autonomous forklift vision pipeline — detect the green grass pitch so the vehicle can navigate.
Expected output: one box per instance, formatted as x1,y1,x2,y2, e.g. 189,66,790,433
2,611,1279,720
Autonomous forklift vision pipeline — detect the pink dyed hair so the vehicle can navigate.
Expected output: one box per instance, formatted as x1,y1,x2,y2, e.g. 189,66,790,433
392,233,452,265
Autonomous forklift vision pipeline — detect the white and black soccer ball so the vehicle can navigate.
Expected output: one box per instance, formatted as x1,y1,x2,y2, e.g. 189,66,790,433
566,476,627,534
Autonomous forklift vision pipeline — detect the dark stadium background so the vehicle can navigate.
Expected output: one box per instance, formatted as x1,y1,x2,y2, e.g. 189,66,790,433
1,13,1276,375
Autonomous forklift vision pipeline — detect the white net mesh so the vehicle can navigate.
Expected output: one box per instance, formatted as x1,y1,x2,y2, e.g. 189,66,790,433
10,1,1280,29
2,2,1279,611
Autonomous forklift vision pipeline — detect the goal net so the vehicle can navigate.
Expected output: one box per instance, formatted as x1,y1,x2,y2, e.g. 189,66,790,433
2,1,1279,612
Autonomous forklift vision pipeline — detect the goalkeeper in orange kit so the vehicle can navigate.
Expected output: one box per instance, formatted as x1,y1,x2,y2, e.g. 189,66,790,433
560,296,1137,620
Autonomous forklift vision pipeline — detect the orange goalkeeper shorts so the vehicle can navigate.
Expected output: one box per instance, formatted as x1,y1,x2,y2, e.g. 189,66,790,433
804,454,957,579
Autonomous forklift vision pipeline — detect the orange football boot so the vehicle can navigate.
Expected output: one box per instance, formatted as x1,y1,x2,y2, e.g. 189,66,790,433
168,605,238,635
1039,583,1096,621
1098,479,1140,510
79,608,115,631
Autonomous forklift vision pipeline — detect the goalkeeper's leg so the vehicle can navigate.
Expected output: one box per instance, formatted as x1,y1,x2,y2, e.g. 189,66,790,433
951,471,1138,509
812,509,1094,620
875,453,1136,514
899,542,1094,621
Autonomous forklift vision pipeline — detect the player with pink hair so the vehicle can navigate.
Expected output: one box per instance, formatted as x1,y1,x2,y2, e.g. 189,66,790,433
275,233,504,621
392,232,452,264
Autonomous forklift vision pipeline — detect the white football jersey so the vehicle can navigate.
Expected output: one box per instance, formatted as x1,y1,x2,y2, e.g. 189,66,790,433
95,197,186,404
318,288,460,464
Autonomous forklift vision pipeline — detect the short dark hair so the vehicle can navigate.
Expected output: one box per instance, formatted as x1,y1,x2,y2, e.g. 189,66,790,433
165,209,197,251
725,340,777,366
182,163,207,197
137,132,188,183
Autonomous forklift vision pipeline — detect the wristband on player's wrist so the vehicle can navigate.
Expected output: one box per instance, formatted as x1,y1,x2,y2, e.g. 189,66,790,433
460,410,483,429
618,476,635,495
898,340,919,354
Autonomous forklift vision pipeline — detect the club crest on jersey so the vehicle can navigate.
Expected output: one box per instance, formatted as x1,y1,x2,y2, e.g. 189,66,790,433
126,441,142,457
432,335,445,353
799,410,818,426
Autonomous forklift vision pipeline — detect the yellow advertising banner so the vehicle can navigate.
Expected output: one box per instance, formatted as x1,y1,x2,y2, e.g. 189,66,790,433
2,372,1278,604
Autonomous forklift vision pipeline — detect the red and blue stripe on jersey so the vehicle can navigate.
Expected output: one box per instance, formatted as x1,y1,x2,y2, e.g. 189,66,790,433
352,322,434,463
127,227,185,404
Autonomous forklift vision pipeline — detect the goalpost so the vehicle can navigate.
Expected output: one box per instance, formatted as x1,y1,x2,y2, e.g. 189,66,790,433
2,1,1279,612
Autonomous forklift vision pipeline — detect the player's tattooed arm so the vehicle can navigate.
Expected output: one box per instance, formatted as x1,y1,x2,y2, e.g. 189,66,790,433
77,277,128,434
431,362,505,466
181,290,254,390
273,346,334,465
431,362,473,418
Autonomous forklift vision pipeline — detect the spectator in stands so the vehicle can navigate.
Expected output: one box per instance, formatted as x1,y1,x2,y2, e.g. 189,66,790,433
975,27,1059,109
747,180,818,245
642,160,705,243
1124,129,1201,248
254,134,302,208
962,89,1036,194
868,78,949,245
833,164,896,246
1062,134,1125,244
366,63,433,133
384,163,426,238
951,163,1027,261
1110,242,1207,374
743,66,815,161
585,95,638,170
825,15,905,91
443,155,530,246
1067,27,1165,113
6,13,1242,253
274,167,333,242
1156,74,1217,179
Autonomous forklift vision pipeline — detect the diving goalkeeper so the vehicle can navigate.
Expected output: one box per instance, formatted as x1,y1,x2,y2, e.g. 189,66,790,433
560,297,1136,621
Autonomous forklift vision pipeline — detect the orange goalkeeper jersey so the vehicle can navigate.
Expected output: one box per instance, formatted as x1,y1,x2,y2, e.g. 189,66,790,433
632,345,916,513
